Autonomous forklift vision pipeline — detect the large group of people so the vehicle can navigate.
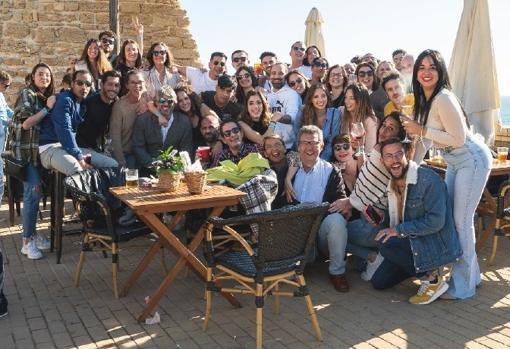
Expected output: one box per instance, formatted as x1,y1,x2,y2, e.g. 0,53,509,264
0,26,493,318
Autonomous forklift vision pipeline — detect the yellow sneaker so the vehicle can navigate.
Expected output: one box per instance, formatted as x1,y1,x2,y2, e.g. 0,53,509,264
409,278,449,305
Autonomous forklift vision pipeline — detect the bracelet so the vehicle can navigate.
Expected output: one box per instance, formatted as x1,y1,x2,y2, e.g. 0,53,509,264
40,107,48,117
268,121,277,130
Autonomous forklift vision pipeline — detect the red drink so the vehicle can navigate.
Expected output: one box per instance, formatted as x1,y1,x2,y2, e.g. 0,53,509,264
196,146,211,163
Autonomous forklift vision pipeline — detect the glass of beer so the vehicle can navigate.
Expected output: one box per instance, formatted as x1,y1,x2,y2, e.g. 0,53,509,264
125,169,139,188
497,147,508,163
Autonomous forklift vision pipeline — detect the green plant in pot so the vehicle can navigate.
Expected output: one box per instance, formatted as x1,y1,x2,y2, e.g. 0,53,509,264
151,147,184,191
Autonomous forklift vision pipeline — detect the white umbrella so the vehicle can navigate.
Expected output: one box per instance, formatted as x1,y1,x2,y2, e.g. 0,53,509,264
304,7,326,57
449,0,500,144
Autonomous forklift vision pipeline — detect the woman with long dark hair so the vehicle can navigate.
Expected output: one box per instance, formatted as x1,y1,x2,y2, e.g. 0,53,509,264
285,71,310,103
9,63,56,259
234,66,257,106
238,90,275,145
402,49,492,299
174,84,203,146
355,62,378,93
299,45,322,79
143,42,181,101
326,64,348,108
114,39,143,95
75,38,112,90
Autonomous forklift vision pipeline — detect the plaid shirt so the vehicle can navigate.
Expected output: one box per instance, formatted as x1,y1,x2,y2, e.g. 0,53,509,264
9,87,44,165
211,142,262,168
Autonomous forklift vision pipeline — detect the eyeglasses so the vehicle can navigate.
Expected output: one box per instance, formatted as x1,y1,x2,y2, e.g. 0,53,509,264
264,143,284,150
288,78,303,88
313,61,328,69
74,80,92,87
330,73,343,78
212,61,226,67
152,50,167,57
237,73,250,80
299,140,321,147
334,143,350,151
292,46,305,52
358,70,374,78
223,127,241,137
101,38,114,45
159,98,174,105
383,151,405,161
232,57,247,63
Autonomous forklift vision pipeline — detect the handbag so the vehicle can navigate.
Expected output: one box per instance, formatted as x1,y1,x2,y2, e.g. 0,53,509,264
2,153,28,181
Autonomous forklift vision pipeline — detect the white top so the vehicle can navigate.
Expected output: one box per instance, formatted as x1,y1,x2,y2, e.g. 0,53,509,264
294,159,333,204
185,67,217,94
143,67,181,101
161,113,174,143
298,65,312,79
266,85,302,149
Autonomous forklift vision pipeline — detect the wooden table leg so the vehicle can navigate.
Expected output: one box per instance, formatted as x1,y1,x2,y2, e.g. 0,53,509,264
120,240,162,297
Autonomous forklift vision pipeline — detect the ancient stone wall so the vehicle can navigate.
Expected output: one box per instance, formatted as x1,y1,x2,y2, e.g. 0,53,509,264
0,0,201,103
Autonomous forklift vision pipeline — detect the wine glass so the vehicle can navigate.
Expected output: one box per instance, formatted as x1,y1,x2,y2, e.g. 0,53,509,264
400,105,413,143
351,122,366,158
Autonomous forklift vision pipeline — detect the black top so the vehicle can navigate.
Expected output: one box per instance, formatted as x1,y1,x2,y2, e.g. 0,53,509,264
271,161,290,210
329,93,345,108
76,92,114,151
201,91,242,121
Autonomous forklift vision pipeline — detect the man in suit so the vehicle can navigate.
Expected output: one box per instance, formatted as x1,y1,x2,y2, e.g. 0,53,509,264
132,86,193,176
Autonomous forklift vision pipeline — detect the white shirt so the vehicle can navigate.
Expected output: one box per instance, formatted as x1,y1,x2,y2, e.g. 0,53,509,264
266,85,302,149
294,159,333,204
298,65,312,79
160,113,174,143
143,67,181,101
185,67,217,94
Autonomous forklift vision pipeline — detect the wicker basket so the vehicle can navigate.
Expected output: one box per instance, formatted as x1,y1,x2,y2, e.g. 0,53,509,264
158,171,182,192
184,171,207,194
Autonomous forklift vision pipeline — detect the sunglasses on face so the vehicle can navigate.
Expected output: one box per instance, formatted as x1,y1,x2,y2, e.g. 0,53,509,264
334,143,351,151
223,127,240,137
288,78,303,88
232,57,247,63
101,38,114,45
152,50,167,57
212,61,226,67
358,70,374,78
159,98,174,105
237,73,250,80
313,61,328,69
292,46,305,52
75,80,92,87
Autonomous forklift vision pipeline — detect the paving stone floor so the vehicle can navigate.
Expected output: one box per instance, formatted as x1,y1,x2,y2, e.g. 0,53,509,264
1,204,510,349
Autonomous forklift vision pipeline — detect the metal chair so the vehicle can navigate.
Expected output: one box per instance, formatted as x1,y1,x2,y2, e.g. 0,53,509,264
203,203,329,349
63,168,154,298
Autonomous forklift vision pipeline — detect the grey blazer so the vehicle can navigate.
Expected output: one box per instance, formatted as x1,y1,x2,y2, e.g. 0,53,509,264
132,110,193,167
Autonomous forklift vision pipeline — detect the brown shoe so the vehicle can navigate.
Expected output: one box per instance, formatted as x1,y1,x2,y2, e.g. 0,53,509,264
329,273,349,292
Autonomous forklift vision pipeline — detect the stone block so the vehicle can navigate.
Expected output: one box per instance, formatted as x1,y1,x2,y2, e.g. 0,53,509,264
79,12,96,24
140,4,170,14
119,2,140,13
64,3,79,11
79,1,108,12
172,48,196,60
3,23,31,38
166,37,183,48
177,16,190,27
55,26,86,42
34,27,57,43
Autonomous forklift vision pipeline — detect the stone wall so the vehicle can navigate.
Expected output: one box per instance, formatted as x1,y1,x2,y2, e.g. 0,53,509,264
0,0,201,104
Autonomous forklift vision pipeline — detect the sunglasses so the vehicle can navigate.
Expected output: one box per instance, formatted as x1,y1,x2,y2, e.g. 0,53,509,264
288,78,303,88
292,46,305,52
152,50,167,57
237,73,250,80
212,61,226,67
101,38,115,45
74,80,92,87
223,127,240,137
232,57,247,63
159,98,174,105
358,70,374,78
1,82,10,88
313,61,328,69
334,143,351,151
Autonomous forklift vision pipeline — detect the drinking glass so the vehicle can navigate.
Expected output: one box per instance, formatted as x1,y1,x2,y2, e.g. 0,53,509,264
497,147,508,163
125,169,139,188
400,105,413,143
351,122,366,158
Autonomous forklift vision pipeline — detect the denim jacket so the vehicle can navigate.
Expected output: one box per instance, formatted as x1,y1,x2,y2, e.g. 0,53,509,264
387,161,462,272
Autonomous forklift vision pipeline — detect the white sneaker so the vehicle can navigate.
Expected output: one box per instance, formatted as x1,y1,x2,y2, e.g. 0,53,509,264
361,253,384,281
21,240,43,260
35,234,51,251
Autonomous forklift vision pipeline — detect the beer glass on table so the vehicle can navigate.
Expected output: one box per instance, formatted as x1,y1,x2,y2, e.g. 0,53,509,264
125,169,139,188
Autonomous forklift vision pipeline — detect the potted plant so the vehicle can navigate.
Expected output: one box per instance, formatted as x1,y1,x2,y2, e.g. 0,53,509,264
151,147,184,192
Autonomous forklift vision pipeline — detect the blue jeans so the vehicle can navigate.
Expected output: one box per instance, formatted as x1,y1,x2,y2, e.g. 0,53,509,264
347,215,380,259
371,237,423,290
316,213,349,275
443,137,491,299
22,163,42,240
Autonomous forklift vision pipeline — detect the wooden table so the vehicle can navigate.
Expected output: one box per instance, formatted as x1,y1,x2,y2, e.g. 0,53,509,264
425,159,510,253
110,183,246,322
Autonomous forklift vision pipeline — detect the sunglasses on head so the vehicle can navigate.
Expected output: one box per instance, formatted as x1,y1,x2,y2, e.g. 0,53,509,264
292,46,305,52
334,143,351,151
313,61,328,69
159,97,174,105
232,57,247,63
223,127,240,137
358,70,374,78
288,78,303,88
74,80,92,87
152,50,167,57
212,61,226,67
101,38,114,45
237,73,250,80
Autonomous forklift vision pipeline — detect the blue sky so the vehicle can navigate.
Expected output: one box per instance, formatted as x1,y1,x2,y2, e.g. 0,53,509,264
181,0,509,95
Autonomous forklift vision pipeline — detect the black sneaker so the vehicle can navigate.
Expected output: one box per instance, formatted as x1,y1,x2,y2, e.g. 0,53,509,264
0,293,8,319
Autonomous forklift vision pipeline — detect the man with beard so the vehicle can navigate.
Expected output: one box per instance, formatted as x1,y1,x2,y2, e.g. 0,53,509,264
196,113,221,169
266,62,301,150
176,52,227,94
263,135,294,209
371,138,462,305
201,74,242,121
210,120,260,167
77,70,121,153
132,86,193,177
382,72,414,117
258,51,277,91
98,30,118,65
39,70,118,175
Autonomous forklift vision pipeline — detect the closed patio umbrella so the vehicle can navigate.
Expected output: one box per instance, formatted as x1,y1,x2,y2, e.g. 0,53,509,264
449,0,500,144
304,7,326,57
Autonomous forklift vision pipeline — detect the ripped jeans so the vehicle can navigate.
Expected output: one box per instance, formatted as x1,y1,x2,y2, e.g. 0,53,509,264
22,163,42,240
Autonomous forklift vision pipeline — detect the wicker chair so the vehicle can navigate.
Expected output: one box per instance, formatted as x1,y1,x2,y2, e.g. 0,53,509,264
63,168,154,298
203,202,329,349
488,180,510,265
